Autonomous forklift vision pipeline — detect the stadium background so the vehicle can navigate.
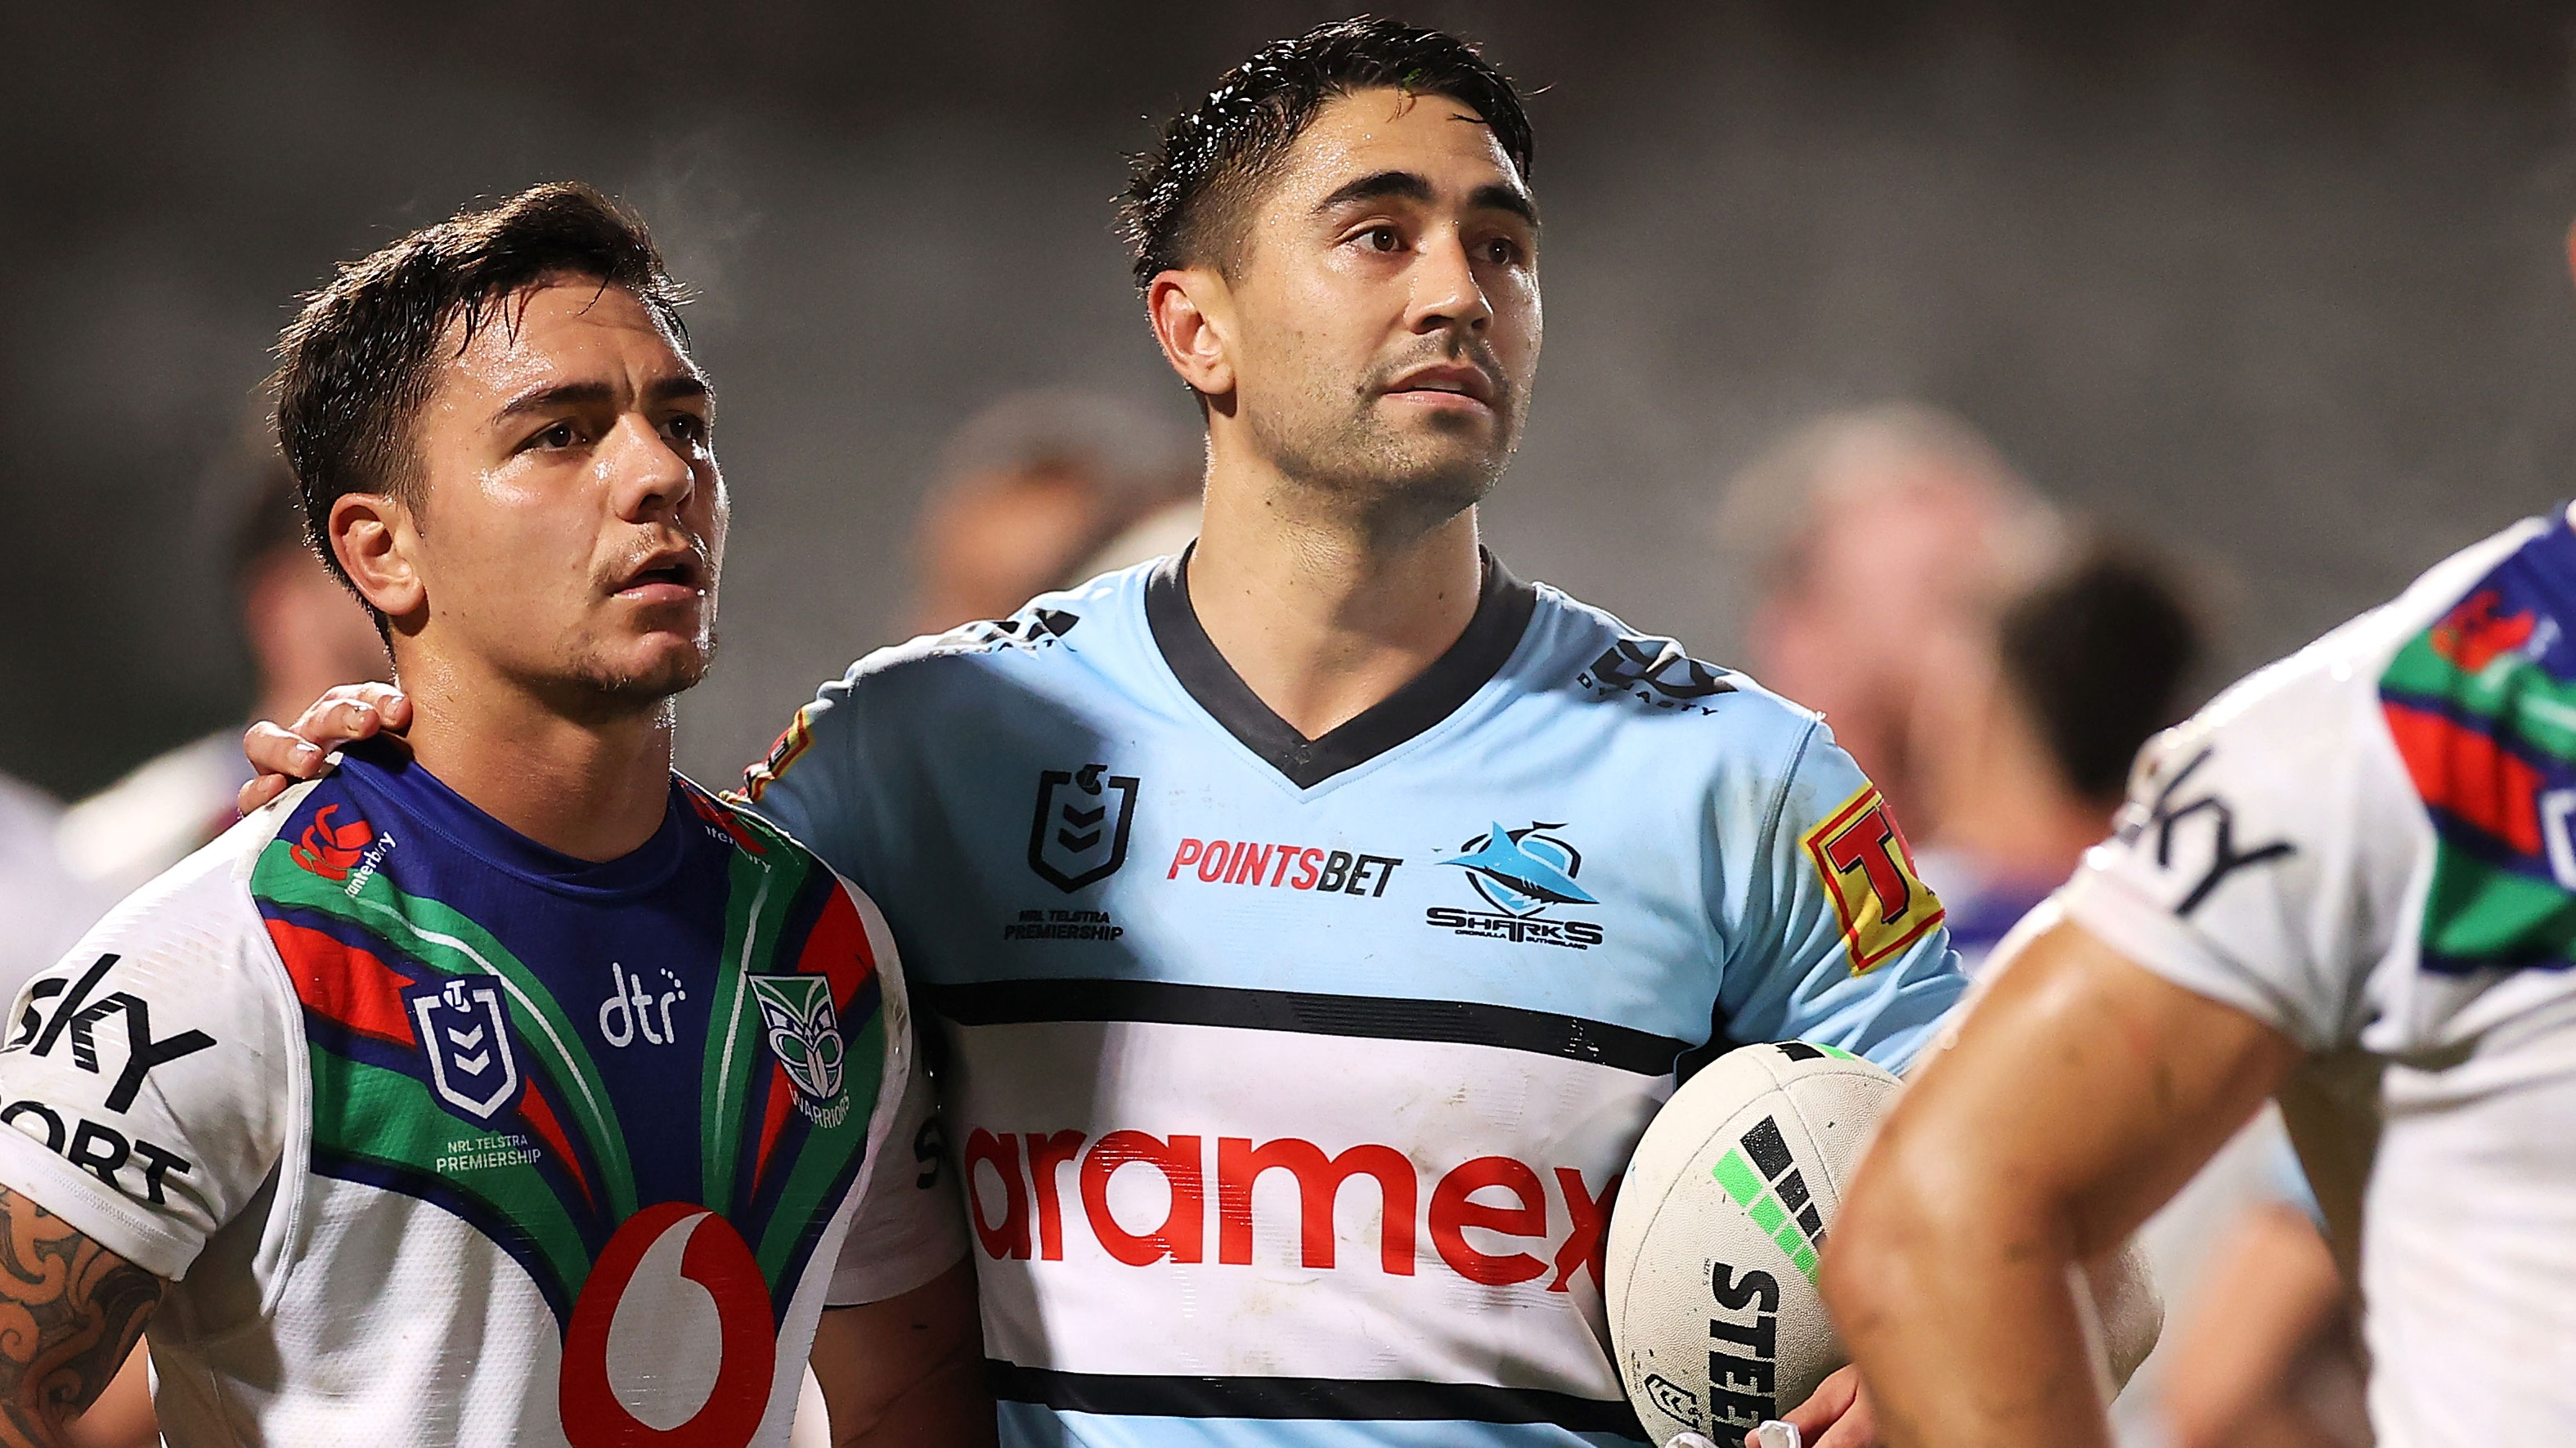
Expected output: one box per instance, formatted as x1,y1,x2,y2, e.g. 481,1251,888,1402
8,0,2574,797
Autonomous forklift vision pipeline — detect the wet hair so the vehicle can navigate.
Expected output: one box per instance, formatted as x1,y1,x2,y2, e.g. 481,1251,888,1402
1120,16,1533,289
1997,544,2206,802
272,182,687,612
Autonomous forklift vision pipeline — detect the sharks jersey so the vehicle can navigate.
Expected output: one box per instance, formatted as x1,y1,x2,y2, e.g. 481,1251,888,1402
741,550,1967,1447
2062,509,2576,1446
0,746,961,1446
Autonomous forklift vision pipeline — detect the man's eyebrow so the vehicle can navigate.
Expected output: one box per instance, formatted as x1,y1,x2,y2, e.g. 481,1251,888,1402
1468,182,1540,228
1313,170,1435,213
489,374,709,427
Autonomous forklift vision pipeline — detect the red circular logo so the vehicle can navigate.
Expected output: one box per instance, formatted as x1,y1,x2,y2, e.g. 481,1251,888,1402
560,1202,777,1446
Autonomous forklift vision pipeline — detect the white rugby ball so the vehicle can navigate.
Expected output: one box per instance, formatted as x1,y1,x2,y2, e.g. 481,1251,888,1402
1605,1042,1901,1446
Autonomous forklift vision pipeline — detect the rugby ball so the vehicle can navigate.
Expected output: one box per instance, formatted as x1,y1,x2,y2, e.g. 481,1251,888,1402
1605,1042,1902,1446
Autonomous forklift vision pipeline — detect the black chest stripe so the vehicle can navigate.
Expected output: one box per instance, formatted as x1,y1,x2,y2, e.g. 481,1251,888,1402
988,1362,1645,1435
1145,547,1539,789
923,977,1685,1077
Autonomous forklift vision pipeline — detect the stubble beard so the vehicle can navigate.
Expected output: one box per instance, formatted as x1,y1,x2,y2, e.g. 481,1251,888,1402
1251,367,1521,544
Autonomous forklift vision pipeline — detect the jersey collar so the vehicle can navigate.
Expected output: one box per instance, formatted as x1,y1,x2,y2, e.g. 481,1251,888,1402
1144,545,1538,789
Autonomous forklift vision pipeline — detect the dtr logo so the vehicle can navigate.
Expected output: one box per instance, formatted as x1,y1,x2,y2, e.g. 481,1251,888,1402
1027,764,1138,892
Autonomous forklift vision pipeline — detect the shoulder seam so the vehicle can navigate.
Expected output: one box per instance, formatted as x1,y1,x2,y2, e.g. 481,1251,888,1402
1759,716,1824,853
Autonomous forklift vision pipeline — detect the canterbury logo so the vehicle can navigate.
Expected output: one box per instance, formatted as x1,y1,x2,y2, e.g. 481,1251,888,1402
291,805,374,881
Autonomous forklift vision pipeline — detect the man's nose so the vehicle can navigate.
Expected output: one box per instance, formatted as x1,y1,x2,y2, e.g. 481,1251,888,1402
603,412,695,521
1411,230,1494,334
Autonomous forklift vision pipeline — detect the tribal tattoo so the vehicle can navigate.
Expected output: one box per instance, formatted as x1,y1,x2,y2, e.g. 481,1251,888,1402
0,1188,159,1446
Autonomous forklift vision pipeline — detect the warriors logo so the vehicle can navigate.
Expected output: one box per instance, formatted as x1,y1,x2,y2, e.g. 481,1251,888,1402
747,975,847,1125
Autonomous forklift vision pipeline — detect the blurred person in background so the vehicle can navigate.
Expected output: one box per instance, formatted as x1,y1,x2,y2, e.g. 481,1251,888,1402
1719,403,2064,832
1914,541,2205,971
0,778,105,1017
2158,1154,2369,1448
906,388,1200,634
56,451,388,897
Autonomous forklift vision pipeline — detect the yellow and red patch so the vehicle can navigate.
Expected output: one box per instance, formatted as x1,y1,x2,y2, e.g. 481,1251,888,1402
1801,785,1945,975
735,705,818,805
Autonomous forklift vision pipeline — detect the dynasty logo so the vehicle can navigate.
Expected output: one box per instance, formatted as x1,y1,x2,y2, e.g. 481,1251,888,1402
1424,822,1606,949
1577,636,1736,715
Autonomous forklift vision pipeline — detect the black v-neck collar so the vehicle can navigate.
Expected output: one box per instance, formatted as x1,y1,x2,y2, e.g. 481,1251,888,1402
1145,545,1538,789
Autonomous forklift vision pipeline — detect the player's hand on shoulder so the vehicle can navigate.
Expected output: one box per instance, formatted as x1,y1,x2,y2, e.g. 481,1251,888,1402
237,684,413,814
1768,1364,1879,1448
0,1186,161,1436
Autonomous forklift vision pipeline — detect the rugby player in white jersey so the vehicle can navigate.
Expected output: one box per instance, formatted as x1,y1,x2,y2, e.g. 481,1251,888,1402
244,20,2158,1447
3,184,987,1446
1825,491,2576,1439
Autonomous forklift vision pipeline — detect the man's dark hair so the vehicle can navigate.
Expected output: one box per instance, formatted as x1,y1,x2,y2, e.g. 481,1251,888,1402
1120,16,1533,289
1998,544,2206,802
272,182,686,609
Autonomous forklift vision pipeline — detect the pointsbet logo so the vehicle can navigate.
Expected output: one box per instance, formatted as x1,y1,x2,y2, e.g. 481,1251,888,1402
1165,838,1404,897
962,1127,1617,1290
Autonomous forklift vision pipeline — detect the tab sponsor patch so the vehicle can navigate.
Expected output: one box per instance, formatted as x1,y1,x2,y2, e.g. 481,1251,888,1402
1800,786,1943,974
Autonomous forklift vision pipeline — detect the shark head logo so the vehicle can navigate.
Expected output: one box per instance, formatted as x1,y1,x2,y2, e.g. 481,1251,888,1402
747,974,845,1105
1443,822,1597,917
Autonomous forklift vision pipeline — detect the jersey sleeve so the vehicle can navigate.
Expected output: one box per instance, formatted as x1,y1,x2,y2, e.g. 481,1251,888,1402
738,664,888,892
827,884,967,1307
1716,720,1968,1073
2058,653,2395,1052
0,847,295,1280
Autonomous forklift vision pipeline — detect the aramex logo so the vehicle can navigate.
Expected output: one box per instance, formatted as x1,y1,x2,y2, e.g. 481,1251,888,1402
960,1127,1617,1292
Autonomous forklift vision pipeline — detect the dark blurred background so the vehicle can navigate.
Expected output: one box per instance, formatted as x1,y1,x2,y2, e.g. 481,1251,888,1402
11,0,2576,796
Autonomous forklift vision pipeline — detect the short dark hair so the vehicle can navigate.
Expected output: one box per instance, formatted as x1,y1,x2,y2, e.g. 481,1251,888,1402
1998,544,2206,802
1120,16,1534,289
272,182,687,603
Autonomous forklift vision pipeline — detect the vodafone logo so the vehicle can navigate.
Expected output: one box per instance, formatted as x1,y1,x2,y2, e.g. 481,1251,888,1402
963,1127,1617,1292
559,1203,775,1447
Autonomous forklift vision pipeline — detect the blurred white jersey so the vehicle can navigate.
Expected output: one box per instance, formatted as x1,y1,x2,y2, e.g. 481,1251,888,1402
2062,508,2576,1446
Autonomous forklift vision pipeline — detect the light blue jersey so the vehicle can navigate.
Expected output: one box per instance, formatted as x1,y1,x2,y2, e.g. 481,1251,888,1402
742,550,1964,1447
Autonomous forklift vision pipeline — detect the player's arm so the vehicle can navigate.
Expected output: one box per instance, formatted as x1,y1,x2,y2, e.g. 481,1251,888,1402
807,1260,993,1446
0,1189,160,1448
1819,919,2300,1448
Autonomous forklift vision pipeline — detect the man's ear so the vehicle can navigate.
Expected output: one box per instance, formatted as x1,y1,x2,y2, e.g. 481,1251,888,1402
328,491,424,625
1146,268,1236,401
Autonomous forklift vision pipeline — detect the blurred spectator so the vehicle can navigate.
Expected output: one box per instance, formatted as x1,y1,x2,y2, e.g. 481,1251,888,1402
56,450,388,896
1915,542,2206,969
2158,1150,2371,1448
1720,403,2064,827
909,389,1200,633
0,773,107,1005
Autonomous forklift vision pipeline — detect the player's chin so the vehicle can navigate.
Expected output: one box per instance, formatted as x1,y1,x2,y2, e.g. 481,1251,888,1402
587,632,716,702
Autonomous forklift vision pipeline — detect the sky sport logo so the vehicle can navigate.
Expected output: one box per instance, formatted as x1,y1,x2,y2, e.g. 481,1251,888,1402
1424,822,1606,949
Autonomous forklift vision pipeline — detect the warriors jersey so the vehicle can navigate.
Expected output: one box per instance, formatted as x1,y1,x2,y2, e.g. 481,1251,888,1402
2062,508,2576,1446
742,550,1967,1446
0,746,962,1446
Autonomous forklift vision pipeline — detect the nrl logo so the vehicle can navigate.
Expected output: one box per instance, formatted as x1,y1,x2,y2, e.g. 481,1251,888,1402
748,974,849,1126
407,977,523,1124
1026,764,1138,893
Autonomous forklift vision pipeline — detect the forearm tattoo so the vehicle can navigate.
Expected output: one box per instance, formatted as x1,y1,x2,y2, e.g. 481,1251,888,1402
0,1188,159,1446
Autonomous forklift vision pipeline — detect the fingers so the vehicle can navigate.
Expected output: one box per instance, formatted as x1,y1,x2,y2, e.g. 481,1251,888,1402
236,773,291,815
1778,1366,1862,1437
288,684,409,749
244,721,328,779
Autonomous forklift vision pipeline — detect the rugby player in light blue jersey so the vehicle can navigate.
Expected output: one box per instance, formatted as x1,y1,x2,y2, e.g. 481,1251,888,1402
246,20,2160,1447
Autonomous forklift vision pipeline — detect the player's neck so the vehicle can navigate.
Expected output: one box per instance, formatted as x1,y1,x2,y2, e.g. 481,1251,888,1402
381,648,676,863
1187,468,1484,742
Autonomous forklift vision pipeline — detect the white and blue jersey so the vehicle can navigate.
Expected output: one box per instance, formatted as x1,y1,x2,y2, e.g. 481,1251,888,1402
740,551,1966,1447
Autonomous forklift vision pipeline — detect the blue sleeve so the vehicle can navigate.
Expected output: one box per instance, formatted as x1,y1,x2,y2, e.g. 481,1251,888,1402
1716,720,1968,1073
734,663,883,893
